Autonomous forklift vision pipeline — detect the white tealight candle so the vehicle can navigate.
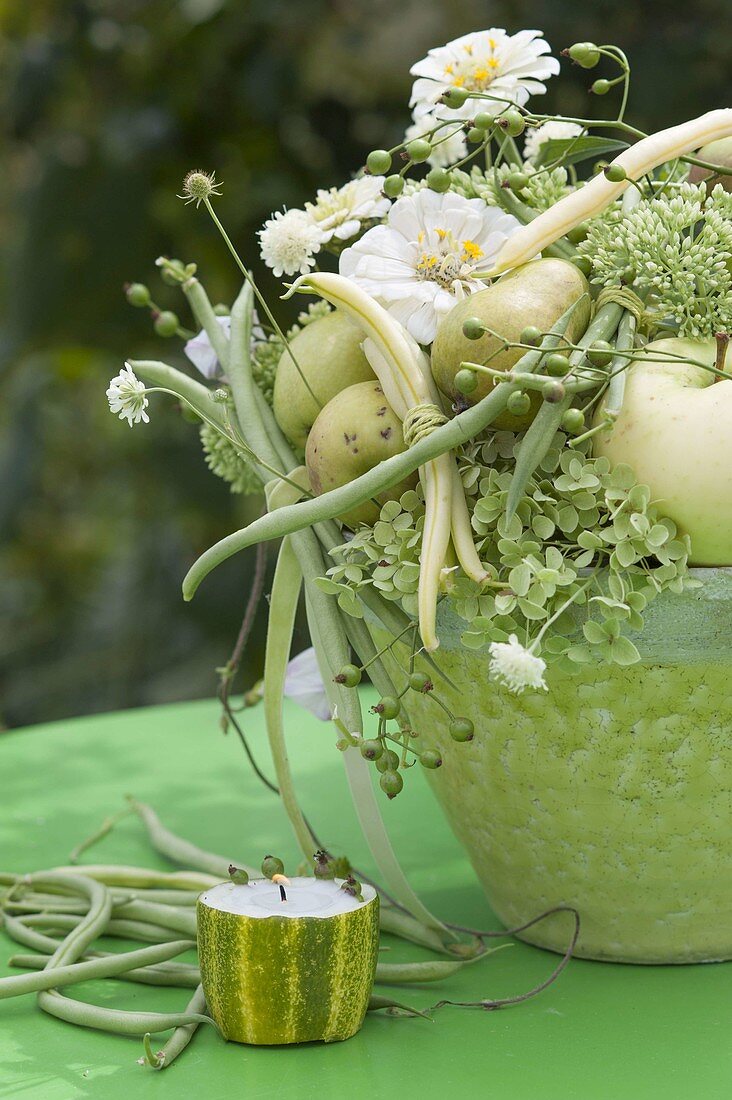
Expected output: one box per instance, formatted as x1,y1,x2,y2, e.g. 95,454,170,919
197,877,379,1045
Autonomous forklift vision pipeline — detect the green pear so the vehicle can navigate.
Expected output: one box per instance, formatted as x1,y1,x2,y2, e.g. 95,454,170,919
431,258,590,430
305,381,418,529
688,137,732,194
593,337,732,565
273,311,375,448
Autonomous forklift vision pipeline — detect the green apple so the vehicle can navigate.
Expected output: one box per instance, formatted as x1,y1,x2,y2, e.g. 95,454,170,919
273,310,375,449
687,137,732,194
593,337,732,565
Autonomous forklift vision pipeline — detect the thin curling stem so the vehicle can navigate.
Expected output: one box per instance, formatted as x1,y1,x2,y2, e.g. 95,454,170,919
143,985,208,1070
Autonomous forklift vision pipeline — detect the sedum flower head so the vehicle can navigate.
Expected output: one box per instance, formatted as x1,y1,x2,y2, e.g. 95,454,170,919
488,634,548,694
258,208,323,278
578,182,732,339
199,422,261,496
106,363,149,426
409,28,559,122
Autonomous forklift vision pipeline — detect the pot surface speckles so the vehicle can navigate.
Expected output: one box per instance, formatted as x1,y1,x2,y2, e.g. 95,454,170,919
373,571,732,963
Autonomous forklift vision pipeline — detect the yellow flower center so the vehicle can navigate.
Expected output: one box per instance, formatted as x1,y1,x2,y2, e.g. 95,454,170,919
415,229,485,288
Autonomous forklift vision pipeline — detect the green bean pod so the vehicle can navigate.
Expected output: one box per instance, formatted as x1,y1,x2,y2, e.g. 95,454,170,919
37,989,215,1037
142,985,208,1069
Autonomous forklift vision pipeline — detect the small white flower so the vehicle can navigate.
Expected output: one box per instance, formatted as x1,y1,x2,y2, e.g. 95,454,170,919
284,647,331,720
106,363,149,426
258,208,322,278
404,115,467,168
340,189,521,344
489,634,547,694
523,120,583,163
184,314,266,380
410,28,559,122
305,176,390,244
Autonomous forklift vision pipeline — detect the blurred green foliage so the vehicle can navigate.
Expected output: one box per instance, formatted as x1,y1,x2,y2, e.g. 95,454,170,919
1,0,729,726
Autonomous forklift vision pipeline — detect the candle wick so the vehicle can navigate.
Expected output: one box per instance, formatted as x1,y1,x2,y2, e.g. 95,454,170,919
278,883,287,903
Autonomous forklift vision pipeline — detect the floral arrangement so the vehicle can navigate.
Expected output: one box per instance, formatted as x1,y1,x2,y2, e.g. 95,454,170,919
106,26,732,925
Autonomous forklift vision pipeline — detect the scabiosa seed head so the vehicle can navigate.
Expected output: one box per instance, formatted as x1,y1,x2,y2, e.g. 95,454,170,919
179,169,222,207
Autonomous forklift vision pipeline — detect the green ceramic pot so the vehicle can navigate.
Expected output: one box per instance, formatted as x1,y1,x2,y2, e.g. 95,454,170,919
380,569,732,963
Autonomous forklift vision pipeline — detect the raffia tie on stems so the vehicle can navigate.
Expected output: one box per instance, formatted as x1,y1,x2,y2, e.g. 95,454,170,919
594,285,645,327
402,404,450,448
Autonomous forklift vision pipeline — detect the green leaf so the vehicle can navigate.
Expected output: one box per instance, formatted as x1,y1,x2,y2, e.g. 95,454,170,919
583,620,608,645
610,635,641,666
533,135,629,169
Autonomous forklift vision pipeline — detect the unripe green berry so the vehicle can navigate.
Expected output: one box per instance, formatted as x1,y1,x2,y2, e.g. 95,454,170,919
420,750,443,769
376,695,401,720
449,718,474,743
455,369,478,395
379,769,404,799
383,174,405,198
545,352,570,376
520,325,543,346
366,149,392,175
561,408,586,434
213,303,230,316
462,316,485,340
542,380,566,404
591,79,611,96
587,340,614,367
566,222,589,245
473,112,494,131
375,749,400,774
604,163,627,182
406,138,432,163
336,663,362,687
125,282,150,307
408,671,432,692
441,86,470,108
466,127,484,145
506,390,531,416
499,108,525,137
261,855,285,879
568,42,601,68
360,738,384,761
154,311,179,337
228,864,249,885
507,171,530,192
426,167,451,193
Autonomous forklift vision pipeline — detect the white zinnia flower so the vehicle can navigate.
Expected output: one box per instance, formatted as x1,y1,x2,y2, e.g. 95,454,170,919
523,120,583,163
404,115,467,168
489,634,547,694
410,28,559,122
305,176,390,244
106,363,149,426
258,208,322,278
284,647,331,720
339,189,521,344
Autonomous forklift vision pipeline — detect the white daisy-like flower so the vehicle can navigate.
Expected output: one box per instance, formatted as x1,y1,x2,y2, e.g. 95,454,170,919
410,28,559,122
258,208,323,278
404,114,467,168
489,634,548,694
106,363,149,427
284,647,331,720
305,176,390,244
339,189,521,344
523,120,583,163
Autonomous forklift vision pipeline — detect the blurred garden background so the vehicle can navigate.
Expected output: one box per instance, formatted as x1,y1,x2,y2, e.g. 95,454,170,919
1,0,730,727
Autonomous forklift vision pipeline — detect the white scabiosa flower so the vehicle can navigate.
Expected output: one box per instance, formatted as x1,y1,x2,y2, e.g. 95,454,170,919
284,647,331,720
339,189,521,344
523,120,583,162
106,363,149,426
305,176,390,244
489,634,548,694
410,28,559,122
258,208,323,278
404,115,467,168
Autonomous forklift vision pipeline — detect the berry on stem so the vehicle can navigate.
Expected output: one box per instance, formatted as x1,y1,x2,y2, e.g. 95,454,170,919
420,750,443,769
587,340,614,367
545,352,571,377
441,86,470,108
449,718,474,743
380,770,404,799
335,664,361,687
375,749,400,774
261,855,285,879
520,325,543,346
462,317,485,340
426,167,451,193
561,408,586,434
153,311,179,337
507,390,531,416
360,739,384,761
406,138,432,163
567,42,601,68
455,368,479,395
408,671,433,692
125,283,150,307
366,149,392,175
383,175,405,198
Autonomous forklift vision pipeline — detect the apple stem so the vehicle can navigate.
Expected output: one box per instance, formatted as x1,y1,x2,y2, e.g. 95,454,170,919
714,332,729,380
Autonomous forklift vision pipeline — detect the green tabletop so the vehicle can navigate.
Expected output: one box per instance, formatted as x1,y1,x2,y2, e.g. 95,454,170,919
1,695,729,1100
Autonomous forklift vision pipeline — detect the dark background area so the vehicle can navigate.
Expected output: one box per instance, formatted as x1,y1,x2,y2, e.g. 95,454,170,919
1,0,730,727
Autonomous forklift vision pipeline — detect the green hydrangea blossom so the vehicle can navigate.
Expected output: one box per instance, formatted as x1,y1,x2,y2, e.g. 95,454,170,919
578,182,732,338
324,433,693,669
